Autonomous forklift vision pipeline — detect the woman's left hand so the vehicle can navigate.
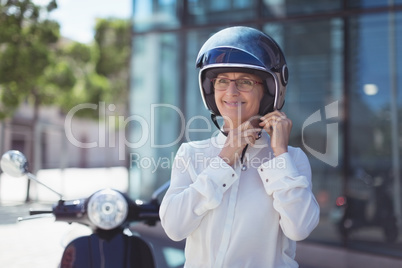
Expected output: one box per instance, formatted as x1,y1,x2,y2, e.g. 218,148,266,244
259,111,292,156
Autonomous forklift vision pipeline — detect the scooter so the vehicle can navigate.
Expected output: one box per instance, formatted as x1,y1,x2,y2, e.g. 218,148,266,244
0,150,170,268
333,168,398,244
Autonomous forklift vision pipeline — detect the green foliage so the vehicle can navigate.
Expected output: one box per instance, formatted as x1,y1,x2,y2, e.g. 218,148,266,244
0,82,20,119
0,1,131,121
54,41,114,118
46,0,57,12
94,18,131,106
95,18,131,75
38,60,76,105
0,0,60,119
43,61,76,88
63,42,92,63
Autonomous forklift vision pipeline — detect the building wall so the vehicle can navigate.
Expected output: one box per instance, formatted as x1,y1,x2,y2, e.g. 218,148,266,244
130,0,402,257
0,103,127,170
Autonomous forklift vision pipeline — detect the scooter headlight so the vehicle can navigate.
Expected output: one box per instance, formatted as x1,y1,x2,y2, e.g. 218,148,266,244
87,189,128,230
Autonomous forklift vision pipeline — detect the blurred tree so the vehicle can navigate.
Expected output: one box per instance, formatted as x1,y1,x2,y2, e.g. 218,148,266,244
0,2,131,201
0,0,65,201
55,41,110,118
94,18,131,115
0,0,113,199
0,0,62,119
0,1,114,120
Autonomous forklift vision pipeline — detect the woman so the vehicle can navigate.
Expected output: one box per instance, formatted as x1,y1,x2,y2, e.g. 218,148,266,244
160,26,320,268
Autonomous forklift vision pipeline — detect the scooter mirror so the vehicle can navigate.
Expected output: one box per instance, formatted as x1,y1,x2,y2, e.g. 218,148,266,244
151,181,170,201
0,150,29,178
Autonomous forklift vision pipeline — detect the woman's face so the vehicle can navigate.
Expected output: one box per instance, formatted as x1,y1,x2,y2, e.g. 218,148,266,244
214,72,264,129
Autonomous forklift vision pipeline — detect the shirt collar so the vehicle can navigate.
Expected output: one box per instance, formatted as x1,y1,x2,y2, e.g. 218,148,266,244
215,130,270,161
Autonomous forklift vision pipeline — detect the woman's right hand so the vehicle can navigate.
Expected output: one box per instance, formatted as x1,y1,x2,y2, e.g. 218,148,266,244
259,110,292,157
218,120,261,166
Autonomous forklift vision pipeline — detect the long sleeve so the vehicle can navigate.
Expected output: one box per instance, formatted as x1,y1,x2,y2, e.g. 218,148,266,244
159,143,238,241
159,133,319,267
258,148,320,241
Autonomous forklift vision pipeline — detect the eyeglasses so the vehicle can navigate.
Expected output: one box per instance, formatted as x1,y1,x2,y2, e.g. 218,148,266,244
211,78,263,92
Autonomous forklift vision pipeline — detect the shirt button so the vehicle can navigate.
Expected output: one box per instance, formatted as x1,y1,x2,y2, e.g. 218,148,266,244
223,184,226,187
266,179,268,182
260,168,263,172
232,174,235,177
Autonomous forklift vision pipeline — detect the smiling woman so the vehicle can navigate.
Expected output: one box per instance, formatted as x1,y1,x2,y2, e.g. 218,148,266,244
160,26,320,268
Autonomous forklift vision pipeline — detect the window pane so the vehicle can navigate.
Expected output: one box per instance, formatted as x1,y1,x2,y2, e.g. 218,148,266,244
348,0,395,8
185,29,222,142
346,12,402,249
263,0,341,17
133,0,180,32
129,33,181,198
188,0,258,25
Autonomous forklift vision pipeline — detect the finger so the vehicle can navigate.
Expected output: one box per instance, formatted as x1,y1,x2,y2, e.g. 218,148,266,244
259,117,269,127
239,120,252,131
259,120,274,135
259,116,277,128
243,127,260,140
265,114,287,123
240,118,261,131
260,111,287,121
260,116,278,125
227,127,257,148
275,117,292,128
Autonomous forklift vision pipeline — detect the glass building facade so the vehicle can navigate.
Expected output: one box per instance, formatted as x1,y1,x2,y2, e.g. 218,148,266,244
129,0,402,258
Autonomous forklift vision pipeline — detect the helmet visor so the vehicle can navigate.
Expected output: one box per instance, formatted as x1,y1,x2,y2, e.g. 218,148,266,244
198,47,265,70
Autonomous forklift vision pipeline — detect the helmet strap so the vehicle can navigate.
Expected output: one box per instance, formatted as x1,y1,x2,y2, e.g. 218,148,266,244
211,114,228,136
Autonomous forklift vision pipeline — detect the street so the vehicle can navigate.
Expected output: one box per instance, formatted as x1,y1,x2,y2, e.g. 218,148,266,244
0,208,90,267
2,202,402,267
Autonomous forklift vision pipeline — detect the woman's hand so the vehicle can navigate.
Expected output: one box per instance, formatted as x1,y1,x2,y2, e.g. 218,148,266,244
219,120,261,166
259,111,292,156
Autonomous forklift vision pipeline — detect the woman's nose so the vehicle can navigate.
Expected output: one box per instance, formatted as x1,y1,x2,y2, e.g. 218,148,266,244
225,81,239,95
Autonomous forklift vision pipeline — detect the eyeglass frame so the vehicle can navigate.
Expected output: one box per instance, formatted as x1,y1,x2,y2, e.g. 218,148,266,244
211,77,264,92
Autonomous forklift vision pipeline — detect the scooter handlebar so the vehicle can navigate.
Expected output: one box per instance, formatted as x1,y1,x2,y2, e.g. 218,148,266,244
29,209,53,215
130,201,160,226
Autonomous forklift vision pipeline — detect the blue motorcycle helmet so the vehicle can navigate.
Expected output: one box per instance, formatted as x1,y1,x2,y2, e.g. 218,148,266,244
196,26,289,116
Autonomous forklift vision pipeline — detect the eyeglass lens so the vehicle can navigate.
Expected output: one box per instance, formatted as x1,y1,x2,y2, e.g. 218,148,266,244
213,78,255,91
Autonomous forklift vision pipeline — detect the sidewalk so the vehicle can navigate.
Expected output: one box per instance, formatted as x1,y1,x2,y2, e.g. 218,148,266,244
0,215,90,267
295,241,402,268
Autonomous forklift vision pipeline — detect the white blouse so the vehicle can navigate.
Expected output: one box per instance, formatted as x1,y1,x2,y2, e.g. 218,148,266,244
160,131,320,268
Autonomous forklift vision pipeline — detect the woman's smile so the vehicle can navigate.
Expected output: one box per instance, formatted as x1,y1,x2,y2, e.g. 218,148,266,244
214,72,264,128
224,100,245,107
